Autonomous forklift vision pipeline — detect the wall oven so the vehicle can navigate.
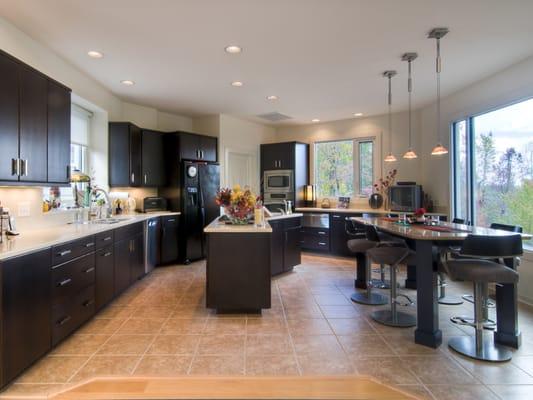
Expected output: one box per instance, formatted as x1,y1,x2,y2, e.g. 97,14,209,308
263,170,293,192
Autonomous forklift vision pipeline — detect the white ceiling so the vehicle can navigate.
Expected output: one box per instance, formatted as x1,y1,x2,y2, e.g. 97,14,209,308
1,0,533,125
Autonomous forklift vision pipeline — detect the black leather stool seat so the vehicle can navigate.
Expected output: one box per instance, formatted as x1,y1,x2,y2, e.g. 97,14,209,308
347,239,377,253
446,259,518,284
367,246,415,267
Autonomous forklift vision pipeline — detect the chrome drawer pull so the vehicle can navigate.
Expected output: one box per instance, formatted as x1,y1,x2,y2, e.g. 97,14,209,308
58,315,71,325
318,242,327,245
332,215,341,218
58,249,72,257
84,267,95,274
103,252,112,257
83,300,94,307
103,236,112,241
318,231,326,235
58,278,72,287
85,242,95,248
167,218,176,222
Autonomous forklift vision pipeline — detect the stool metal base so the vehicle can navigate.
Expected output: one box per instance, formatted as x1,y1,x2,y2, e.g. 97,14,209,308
370,309,416,327
351,292,388,306
370,279,391,289
438,295,464,306
451,315,496,331
448,336,512,362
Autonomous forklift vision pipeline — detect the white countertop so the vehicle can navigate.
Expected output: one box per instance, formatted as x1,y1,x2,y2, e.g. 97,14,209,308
266,213,303,221
204,217,272,233
0,211,180,261
295,207,448,216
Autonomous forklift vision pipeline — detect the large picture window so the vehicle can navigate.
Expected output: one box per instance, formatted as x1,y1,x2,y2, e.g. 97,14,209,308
314,138,374,198
452,98,533,246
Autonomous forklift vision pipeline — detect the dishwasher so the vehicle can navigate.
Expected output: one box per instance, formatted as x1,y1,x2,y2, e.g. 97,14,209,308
145,217,161,273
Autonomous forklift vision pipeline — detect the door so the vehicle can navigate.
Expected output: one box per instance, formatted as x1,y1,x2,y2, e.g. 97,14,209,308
199,135,217,162
269,220,284,276
130,233,145,282
19,66,48,182
0,54,20,182
95,246,115,310
179,132,200,160
114,239,131,295
161,216,179,264
129,125,142,186
2,249,51,385
47,81,71,183
141,129,165,186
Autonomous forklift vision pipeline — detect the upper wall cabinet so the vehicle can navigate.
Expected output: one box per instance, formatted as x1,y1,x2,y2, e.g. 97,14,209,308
0,50,71,185
174,131,217,162
109,122,142,187
141,129,166,187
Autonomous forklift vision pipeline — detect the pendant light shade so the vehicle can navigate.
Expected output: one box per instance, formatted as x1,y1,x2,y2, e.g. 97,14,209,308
402,53,418,160
429,27,449,156
383,70,397,162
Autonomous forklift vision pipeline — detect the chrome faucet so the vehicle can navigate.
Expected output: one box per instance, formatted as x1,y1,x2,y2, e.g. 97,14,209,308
91,188,112,219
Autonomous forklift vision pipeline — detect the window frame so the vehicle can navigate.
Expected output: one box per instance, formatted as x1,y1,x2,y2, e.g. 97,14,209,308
313,136,375,199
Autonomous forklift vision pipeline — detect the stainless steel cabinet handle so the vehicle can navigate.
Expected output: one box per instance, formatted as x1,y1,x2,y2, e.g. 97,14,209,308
84,267,95,274
11,159,19,176
318,242,327,246
58,315,72,325
131,172,135,183
20,159,28,176
85,242,95,248
332,215,341,219
83,300,94,307
318,231,327,235
58,249,72,257
58,278,72,287
144,173,147,184
103,252,112,257
103,236,112,241
167,218,175,223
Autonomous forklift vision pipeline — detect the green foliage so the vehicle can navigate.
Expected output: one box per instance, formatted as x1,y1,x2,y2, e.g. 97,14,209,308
505,180,533,245
315,140,354,198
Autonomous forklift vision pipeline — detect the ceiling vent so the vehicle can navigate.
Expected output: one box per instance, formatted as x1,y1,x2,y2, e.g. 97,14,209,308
257,112,292,122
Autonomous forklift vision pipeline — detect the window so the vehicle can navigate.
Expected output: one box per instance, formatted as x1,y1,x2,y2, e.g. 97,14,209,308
314,138,374,198
452,98,533,246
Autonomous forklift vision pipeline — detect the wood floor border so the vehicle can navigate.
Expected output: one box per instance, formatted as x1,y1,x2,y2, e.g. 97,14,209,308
48,375,419,400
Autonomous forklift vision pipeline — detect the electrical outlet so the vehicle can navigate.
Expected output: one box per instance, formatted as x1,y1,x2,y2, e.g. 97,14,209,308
18,202,30,217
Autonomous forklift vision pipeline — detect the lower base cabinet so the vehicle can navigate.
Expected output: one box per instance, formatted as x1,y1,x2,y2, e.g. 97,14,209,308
95,246,115,310
114,222,145,296
270,217,302,276
1,249,52,387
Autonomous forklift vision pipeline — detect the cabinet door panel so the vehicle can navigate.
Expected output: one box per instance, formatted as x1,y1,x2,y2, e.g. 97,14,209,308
130,232,145,282
2,249,51,385
179,133,200,160
283,225,301,271
109,123,130,187
96,246,115,310
19,67,48,182
199,135,217,162
0,54,20,181
141,129,165,186
161,216,179,264
130,125,142,186
47,81,71,183
114,239,131,295
269,221,284,276
277,143,295,170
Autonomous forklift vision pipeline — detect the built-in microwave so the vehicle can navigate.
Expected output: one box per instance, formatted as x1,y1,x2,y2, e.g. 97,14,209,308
389,184,422,212
263,169,294,192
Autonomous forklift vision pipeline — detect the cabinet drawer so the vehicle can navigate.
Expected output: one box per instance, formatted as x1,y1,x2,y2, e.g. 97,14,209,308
114,222,143,242
52,285,95,345
52,235,96,264
283,217,302,229
300,234,330,251
95,230,114,249
51,252,95,305
301,227,329,237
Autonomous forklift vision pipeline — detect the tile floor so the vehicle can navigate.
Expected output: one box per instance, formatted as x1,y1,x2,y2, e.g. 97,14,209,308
3,253,533,399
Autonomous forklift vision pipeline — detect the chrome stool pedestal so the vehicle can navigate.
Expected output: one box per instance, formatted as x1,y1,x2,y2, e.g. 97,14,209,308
351,258,388,305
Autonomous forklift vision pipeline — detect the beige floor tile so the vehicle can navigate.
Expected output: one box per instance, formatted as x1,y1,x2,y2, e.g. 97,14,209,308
292,334,344,355
337,334,395,357
171,304,210,318
246,334,293,355
327,317,376,335
297,352,354,375
133,355,192,376
352,356,419,384
160,318,207,334
320,305,360,318
147,335,201,355
116,318,166,334
454,355,533,384
487,384,533,400
391,385,434,400
287,318,333,335
197,334,246,355
283,305,324,319
401,355,478,385
70,356,140,383
426,384,500,400
0,383,67,398
132,306,175,319
78,318,126,334
95,305,136,319
52,334,110,356
246,318,288,334
204,318,246,334
512,355,533,375
18,356,89,383
383,334,443,356
189,355,244,375
246,355,299,375
313,294,351,306
97,334,155,355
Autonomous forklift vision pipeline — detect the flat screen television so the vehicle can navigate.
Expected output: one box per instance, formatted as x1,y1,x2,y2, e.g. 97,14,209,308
389,185,422,212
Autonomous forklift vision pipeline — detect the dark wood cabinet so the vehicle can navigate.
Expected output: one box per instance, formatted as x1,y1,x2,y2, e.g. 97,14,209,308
173,131,218,162
114,238,132,295
130,232,145,283
109,122,142,187
95,246,115,310
300,226,330,252
199,135,217,162
47,81,71,183
114,222,145,294
1,249,51,386
0,54,20,182
141,129,166,187
19,66,48,183
161,215,179,264
329,212,361,256
269,217,302,276
269,220,284,276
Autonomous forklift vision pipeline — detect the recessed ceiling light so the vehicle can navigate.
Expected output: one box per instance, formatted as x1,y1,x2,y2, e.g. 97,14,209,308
87,50,103,58
231,81,243,87
120,80,135,86
354,112,363,117
312,119,320,123
267,95,278,101
225,45,242,54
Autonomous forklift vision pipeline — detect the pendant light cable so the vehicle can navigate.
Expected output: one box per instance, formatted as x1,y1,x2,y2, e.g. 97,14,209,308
430,27,449,155
402,53,418,159
383,70,397,162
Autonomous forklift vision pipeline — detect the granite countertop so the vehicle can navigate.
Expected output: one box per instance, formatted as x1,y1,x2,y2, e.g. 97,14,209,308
0,211,180,261
266,213,303,221
204,217,272,233
295,207,448,216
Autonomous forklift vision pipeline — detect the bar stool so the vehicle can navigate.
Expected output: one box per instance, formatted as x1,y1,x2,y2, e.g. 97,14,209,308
366,231,417,327
441,234,522,362
437,218,465,306
348,223,388,305
454,223,523,330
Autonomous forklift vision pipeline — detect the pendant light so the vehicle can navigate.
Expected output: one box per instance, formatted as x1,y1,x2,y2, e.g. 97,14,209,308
383,70,397,162
429,27,450,156
402,52,418,159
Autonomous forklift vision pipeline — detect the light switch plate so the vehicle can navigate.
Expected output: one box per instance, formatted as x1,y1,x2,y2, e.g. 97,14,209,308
18,202,30,217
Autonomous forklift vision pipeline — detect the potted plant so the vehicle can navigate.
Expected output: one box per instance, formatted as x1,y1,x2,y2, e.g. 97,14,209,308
215,185,258,225
413,207,427,223
370,169,397,209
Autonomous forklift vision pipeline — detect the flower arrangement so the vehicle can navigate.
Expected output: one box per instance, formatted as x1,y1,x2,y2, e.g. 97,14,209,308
373,169,398,195
215,185,258,224
414,207,427,217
